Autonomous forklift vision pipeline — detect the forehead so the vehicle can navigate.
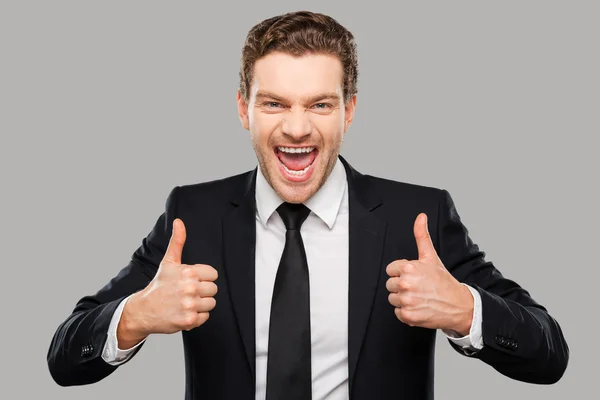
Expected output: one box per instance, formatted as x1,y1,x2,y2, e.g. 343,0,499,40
251,52,343,99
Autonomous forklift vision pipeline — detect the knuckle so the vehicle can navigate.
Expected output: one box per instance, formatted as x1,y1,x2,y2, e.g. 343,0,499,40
181,312,197,328
401,263,415,274
181,266,196,279
180,297,195,311
181,283,197,296
397,278,411,291
398,293,412,306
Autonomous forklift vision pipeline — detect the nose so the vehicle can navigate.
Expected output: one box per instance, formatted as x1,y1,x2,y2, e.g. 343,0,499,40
281,109,312,141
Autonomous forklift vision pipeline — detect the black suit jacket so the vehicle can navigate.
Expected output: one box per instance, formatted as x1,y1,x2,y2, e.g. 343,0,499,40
47,155,569,399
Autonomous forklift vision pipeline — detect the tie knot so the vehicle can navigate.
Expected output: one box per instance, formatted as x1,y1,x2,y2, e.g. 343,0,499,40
276,202,311,231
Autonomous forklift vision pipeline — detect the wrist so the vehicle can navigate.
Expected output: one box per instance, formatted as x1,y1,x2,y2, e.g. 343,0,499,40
452,284,474,337
117,292,149,348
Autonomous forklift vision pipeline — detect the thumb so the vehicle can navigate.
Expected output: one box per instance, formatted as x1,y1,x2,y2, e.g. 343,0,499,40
163,218,186,264
414,213,437,261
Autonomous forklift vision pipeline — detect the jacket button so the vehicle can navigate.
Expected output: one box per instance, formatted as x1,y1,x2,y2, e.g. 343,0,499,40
81,344,94,356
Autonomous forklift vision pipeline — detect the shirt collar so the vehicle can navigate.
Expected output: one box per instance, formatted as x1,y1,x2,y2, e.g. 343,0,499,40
255,157,347,229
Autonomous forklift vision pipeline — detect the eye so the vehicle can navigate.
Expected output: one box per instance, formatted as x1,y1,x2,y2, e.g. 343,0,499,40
263,101,283,108
312,103,331,109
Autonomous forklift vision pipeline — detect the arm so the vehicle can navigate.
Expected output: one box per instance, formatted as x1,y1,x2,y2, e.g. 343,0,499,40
436,189,569,384
47,186,180,386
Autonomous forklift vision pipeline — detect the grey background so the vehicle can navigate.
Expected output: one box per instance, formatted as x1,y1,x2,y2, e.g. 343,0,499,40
1,0,597,398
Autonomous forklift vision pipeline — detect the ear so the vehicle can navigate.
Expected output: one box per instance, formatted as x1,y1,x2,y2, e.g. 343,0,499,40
236,90,250,130
343,94,357,133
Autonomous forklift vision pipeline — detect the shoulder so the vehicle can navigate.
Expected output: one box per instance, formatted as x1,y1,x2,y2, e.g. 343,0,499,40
363,173,446,207
168,168,255,211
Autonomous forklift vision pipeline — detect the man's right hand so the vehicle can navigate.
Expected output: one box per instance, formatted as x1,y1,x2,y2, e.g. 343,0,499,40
117,218,218,349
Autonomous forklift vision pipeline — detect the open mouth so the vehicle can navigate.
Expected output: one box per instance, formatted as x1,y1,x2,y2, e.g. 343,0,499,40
274,146,318,182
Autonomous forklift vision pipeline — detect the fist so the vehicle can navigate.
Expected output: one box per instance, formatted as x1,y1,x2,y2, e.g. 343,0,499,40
129,218,219,336
385,213,473,335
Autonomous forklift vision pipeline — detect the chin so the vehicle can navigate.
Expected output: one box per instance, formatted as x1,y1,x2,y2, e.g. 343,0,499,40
275,184,317,204
268,167,315,202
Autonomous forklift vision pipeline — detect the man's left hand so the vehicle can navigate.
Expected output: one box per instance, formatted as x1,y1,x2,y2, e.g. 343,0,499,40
386,213,474,336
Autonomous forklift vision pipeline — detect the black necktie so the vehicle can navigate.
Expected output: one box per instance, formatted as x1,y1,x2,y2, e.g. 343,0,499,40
266,202,312,400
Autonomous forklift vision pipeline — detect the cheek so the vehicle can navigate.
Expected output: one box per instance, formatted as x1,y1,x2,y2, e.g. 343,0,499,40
251,113,282,142
311,116,343,143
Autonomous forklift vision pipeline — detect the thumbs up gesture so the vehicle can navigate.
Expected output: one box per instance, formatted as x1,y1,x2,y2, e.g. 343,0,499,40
386,213,473,336
118,218,218,348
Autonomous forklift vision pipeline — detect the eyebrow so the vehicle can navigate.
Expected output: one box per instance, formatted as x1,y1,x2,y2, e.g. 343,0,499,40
255,91,341,104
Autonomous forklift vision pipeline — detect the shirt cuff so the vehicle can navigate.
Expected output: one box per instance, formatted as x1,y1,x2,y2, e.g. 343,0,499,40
442,284,484,353
101,294,146,366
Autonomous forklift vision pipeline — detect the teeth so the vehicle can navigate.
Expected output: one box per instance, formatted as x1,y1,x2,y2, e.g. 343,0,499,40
281,162,312,176
277,146,315,154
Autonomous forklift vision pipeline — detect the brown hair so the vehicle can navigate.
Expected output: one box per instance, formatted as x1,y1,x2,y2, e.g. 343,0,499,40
239,11,359,104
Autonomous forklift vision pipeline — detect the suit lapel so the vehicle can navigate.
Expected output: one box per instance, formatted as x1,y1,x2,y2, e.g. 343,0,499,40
339,155,387,393
221,156,386,393
222,168,258,385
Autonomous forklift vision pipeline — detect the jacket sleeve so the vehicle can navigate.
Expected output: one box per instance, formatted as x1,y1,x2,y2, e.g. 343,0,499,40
435,189,569,384
47,186,180,386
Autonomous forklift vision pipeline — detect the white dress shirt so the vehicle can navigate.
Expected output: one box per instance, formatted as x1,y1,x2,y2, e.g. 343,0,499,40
102,158,484,399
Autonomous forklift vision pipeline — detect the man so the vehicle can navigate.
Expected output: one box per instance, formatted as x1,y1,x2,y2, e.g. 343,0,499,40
47,10,569,400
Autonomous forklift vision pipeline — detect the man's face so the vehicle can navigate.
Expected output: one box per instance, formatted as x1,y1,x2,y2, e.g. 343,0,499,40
237,52,356,204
